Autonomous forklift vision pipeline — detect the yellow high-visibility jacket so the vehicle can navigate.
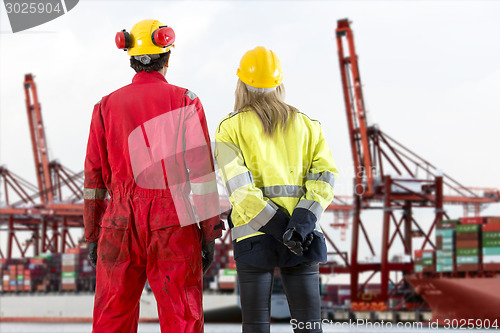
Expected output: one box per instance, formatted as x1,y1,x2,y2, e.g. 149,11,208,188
215,109,338,248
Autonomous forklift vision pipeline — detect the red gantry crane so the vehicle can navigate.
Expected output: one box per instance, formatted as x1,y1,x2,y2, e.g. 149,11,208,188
0,74,85,258
0,74,354,271
2,29,498,302
334,19,500,305
0,74,356,271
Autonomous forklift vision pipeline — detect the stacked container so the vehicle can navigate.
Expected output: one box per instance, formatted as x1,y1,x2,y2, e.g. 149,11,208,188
22,268,32,291
67,247,95,291
0,259,6,292
34,252,61,291
16,264,24,290
338,286,351,306
2,270,8,292
218,268,236,290
422,250,435,273
456,219,482,272
227,250,236,270
210,243,224,273
1,260,28,292
8,264,18,291
61,253,78,291
49,253,62,291
29,257,48,291
414,250,423,273
482,217,500,271
435,219,458,272
218,249,236,290
0,250,96,294
61,247,94,291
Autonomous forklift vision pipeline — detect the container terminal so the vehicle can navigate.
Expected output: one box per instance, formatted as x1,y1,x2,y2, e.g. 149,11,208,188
1,19,500,325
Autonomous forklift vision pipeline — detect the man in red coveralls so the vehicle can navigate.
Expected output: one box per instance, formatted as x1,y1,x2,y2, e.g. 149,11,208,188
83,19,223,333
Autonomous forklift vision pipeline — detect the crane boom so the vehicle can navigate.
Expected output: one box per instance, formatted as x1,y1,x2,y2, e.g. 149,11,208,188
23,74,54,204
336,19,374,196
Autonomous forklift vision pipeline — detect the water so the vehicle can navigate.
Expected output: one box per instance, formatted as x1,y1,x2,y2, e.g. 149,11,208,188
0,323,496,332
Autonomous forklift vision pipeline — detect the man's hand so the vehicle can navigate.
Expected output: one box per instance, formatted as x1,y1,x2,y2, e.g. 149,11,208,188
88,242,98,268
202,240,215,274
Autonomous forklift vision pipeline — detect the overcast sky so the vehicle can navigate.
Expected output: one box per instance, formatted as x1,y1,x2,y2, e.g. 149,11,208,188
1,1,500,262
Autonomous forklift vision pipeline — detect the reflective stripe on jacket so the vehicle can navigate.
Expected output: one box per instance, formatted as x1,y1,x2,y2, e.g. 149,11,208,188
215,109,338,243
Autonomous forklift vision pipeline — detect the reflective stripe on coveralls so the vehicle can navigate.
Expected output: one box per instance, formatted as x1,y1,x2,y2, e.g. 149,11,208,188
83,188,107,200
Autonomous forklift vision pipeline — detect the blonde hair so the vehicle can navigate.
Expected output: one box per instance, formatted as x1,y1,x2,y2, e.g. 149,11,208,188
234,79,298,136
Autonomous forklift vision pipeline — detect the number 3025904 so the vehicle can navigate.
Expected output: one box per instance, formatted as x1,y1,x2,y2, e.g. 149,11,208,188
5,2,62,14
443,318,499,329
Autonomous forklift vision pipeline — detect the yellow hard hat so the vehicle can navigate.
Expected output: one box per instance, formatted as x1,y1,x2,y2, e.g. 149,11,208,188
115,19,175,56
237,46,283,89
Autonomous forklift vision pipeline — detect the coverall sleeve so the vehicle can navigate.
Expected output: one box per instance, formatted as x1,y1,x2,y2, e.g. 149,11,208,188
287,122,339,240
83,102,108,243
215,121,289,242
183,91,223,242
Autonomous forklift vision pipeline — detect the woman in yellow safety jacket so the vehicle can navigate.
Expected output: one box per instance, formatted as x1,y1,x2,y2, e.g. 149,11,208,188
215,46,338,333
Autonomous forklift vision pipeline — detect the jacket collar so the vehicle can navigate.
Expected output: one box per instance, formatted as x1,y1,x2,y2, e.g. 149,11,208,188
132,71,168,84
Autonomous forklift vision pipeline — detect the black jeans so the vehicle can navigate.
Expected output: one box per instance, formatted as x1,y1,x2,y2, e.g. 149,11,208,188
236,261,322,333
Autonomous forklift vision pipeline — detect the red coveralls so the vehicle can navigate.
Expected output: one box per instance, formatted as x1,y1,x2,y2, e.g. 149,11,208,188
84,71,222,333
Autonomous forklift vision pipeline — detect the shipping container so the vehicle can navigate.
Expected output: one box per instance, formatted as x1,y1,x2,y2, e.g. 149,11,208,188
441,219,461,224
456,256,479,264
483,231,500,239
456,263,478,272
486,217,500,224
456,224,481,233
483,247,500,256
483,224,500,232
460,217,485,225
456,248,479,256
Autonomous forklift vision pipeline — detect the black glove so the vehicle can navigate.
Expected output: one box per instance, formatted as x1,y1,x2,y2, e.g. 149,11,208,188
302,233,314,252
283,228,305,256
88,242,98,268
258,208,289,243
202,240,215,274
287,208,317,241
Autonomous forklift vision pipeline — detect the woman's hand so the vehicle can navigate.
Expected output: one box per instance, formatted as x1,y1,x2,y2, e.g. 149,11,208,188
302,233,314,252
283,229,314,256
283,229,304,256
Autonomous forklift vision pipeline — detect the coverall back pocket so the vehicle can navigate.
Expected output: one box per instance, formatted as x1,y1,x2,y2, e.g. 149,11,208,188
151,224,200,261
101,200,130,230
98,227,130,263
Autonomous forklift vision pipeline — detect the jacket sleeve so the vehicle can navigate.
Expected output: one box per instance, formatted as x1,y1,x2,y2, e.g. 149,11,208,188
83,102,108,243
183,90,223,242
287,122,339,240
215,120,289,242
